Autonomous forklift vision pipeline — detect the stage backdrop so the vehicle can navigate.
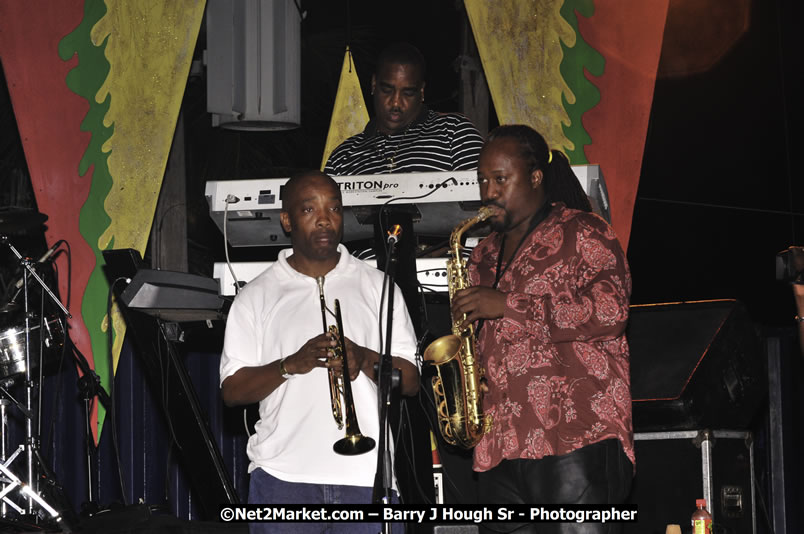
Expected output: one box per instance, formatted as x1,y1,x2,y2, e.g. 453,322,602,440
0,0,206,439
465,0,669,250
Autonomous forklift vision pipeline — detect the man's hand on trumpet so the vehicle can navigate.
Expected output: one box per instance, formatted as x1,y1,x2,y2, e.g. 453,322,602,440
283,332,337,376
325,336,379,382
331,337,420,395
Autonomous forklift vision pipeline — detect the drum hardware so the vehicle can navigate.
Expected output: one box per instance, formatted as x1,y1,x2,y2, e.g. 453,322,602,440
0,384,33,420
0,445,63,524
0,391,35,517
0,315,64,380
0,302,19,315
1,397,10,518
0,234,70,528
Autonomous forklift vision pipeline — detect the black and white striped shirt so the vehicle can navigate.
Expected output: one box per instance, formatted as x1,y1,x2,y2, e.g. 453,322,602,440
324,108,483,176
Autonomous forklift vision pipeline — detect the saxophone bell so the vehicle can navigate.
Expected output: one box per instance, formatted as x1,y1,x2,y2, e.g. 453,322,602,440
423,206,493,449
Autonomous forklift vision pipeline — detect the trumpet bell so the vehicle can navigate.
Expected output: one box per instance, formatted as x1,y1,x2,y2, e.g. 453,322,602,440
333,434,376,456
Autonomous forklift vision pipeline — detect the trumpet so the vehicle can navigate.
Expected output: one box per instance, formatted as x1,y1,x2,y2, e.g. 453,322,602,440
316,276,376,456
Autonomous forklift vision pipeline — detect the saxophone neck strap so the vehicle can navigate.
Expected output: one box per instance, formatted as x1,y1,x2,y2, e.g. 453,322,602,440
492,201,552,290
476,201,551,338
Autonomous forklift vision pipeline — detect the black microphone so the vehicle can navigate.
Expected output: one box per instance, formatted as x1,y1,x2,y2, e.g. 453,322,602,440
386,224,402,245
13,240,61,290
37,240,62,263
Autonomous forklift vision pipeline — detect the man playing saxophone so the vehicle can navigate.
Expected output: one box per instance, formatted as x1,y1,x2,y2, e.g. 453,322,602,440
219,170,419,534
451,126,634,534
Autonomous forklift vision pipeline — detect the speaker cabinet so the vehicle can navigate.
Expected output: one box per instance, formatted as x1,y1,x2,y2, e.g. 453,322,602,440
628,299,765,432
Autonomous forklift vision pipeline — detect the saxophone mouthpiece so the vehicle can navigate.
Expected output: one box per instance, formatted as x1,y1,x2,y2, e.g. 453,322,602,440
478,206,495,220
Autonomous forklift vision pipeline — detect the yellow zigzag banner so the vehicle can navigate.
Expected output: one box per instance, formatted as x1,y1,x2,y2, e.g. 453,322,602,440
321,47,369,170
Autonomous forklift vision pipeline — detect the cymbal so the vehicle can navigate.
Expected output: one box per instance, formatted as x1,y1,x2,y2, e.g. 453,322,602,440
0,302,18,314
0,208,48,234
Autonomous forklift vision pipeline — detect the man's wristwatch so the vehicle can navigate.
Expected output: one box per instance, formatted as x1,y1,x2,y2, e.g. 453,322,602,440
796,315,804,324
279,357,292,379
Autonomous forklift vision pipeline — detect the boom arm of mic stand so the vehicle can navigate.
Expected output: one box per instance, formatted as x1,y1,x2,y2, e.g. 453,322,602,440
1,236,71,318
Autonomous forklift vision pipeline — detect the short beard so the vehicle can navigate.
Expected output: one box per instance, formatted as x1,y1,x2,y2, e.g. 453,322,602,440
488,212,511,233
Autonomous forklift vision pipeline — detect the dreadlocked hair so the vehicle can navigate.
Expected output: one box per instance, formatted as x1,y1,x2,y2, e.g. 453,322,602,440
486,125,592,213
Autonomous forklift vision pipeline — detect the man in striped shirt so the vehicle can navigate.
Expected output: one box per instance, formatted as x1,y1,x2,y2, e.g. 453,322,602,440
324,43,483,176
323,43,484,509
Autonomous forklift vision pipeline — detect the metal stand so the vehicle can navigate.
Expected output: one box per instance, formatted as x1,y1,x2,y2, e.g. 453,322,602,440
71,340,111,515
373,229,402,534
1,398,10,518
0,445,62,521
0,235,70,529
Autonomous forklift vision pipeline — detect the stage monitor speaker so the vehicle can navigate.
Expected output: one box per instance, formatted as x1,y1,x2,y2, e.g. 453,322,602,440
119,268,225,322
102,249,239,519
627,299,765,432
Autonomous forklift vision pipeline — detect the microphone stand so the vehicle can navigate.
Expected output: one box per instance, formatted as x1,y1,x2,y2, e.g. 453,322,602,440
69,339,112,515
373,230,402,534
0,235,70,529
1,236,71,320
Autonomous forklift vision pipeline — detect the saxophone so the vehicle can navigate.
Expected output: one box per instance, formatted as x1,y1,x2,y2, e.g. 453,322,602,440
423,206,494,448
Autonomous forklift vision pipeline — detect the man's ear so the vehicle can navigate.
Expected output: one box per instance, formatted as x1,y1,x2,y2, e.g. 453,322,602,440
420,82,426,102
531,169,544,189
280,211,292,233
370,74,376,95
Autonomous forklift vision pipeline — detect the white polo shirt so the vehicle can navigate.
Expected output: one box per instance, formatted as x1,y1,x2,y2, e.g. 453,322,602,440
220,244,418,487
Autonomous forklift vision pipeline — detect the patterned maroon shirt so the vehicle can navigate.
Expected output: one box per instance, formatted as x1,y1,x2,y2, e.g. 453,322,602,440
468,202,634,472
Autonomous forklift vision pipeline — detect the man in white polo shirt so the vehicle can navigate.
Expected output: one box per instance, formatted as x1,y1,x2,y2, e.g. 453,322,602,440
219,170,419,533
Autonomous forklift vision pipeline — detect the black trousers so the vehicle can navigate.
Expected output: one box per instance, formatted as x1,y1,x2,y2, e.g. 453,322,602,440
477,438,633,534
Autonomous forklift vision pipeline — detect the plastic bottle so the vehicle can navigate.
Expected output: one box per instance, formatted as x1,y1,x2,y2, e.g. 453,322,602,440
691,498,713,534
